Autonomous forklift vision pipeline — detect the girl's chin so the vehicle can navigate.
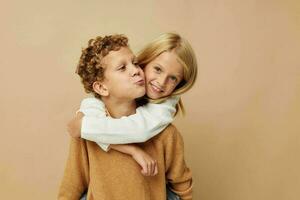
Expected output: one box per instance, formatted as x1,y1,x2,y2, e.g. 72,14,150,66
147,86,163,99
146,92,163,100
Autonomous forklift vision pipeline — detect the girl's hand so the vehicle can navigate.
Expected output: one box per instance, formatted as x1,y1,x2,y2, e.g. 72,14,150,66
131,147,158,176
110,144,158,176
67,112,83,138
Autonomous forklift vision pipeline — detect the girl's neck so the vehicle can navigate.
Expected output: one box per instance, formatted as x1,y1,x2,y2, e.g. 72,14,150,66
101,97,137,118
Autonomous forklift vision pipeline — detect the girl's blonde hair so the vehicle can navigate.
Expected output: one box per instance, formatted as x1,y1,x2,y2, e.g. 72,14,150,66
137,32,198,115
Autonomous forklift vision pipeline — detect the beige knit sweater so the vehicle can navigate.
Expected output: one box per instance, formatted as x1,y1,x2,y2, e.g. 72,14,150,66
58,124,193,200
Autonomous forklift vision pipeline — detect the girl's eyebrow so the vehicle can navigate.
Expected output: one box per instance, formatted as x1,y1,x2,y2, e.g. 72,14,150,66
153,63,164,69
153,63,182,77
173,72,182,77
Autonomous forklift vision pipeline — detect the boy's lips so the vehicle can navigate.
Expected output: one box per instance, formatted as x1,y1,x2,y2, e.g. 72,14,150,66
135,79,145,86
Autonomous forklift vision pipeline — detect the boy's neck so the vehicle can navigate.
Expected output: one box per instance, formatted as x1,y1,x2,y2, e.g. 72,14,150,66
101,97,137,118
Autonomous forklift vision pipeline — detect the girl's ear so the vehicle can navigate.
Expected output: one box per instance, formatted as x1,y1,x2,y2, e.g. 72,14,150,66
92,81,109,96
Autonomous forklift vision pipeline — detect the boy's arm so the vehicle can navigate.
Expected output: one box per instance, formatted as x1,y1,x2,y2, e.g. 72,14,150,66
58,138,89,200
164,127,193,200
80,96,180,144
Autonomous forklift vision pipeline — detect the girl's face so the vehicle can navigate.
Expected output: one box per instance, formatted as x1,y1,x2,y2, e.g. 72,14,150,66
143,50,184,99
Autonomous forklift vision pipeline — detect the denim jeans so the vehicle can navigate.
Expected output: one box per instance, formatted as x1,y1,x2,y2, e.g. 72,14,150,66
79,185,180,200
79,193,86,200
166,185,180,200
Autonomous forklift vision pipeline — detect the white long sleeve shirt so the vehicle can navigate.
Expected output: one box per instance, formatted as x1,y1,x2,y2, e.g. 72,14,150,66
78,96,179,151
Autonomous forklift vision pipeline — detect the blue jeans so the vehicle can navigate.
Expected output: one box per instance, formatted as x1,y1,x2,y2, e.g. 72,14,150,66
166,185,180,200
79,185,180,200
79,193,86,200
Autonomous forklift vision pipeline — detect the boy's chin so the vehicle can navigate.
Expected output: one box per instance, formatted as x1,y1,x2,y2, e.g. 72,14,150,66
136,88,146,97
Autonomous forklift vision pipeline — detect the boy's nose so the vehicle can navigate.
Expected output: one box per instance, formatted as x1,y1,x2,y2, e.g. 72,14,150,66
130,64,141,77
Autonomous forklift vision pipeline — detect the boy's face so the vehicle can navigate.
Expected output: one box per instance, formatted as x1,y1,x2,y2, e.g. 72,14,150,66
100,47,146,100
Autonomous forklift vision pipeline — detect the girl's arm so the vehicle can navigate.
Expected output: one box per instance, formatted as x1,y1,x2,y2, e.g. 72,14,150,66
78,96,179,144
68,114,158,176
73,97,110,151
67,97,159,176
110,144,158,176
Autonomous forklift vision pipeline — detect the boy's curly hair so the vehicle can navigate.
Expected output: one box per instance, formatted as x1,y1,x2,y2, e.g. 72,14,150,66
76,34,129,99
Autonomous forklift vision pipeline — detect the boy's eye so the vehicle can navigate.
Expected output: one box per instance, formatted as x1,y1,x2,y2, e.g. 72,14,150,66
132,58,138,65
132,61,139,67
118,65,126,71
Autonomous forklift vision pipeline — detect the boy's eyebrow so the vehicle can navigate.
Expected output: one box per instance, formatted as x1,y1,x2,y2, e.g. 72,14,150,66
114,56,136,68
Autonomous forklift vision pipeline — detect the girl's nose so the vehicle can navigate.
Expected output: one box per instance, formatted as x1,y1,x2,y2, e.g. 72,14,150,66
157,75,167,88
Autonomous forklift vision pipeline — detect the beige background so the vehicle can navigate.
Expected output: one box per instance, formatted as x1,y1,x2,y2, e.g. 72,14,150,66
1,0,299,199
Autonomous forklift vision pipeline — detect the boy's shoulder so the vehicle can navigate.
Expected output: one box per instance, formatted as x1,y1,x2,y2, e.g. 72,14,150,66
154,124,183,143
81,97,103,104
80,97,105,109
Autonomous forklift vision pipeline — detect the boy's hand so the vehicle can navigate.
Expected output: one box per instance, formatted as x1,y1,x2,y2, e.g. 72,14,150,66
67,112,84,138
131,147,158,176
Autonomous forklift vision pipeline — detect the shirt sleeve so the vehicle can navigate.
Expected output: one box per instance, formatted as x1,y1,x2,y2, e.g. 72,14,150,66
77,97,110,151
164,127,193,200
57,138,90,200
77,97,107,117
80,96,180,144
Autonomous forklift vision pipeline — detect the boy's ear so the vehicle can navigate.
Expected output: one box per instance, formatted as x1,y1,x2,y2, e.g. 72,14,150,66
92,81,109,96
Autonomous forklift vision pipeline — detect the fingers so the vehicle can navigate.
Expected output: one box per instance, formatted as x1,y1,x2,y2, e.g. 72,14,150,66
150,160,156,176
154,161,158,176
141,163,148,176
141,160,158,176
76,111,84,118
146,160,152,176
136,153,158,176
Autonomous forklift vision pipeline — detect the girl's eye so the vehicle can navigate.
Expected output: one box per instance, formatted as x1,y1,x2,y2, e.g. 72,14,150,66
154,66,161,73
169,76,178,82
